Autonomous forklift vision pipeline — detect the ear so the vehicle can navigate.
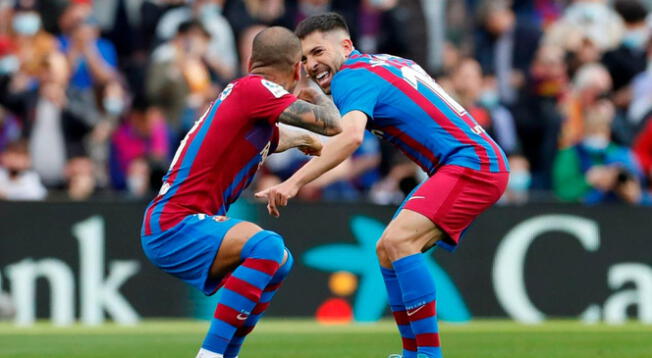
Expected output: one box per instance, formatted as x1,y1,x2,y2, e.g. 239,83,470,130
247,57,253,73
341,38,354,56
293,61,301,82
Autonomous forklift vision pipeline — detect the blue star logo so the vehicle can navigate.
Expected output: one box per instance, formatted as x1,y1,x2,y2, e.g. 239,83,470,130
303,215,471,322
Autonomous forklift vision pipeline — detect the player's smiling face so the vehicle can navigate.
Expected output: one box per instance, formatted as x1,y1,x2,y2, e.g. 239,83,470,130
300,30,353,94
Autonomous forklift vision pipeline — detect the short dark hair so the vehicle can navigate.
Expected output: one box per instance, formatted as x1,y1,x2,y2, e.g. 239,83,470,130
614,0,647,24
250,26,302,73
295,12,350,39
177,20,210,38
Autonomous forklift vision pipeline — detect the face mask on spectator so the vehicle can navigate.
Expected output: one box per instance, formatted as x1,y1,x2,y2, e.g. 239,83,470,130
582,135,609,151
621,28,648,50
200,3,220,21
12,13,41,36
478,90,499,108
508,170,531,192
0,55,19,75
103,97,125,116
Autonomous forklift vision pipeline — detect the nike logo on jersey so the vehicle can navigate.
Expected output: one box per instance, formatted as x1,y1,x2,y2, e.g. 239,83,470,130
407,195,426,201
406,304,426,317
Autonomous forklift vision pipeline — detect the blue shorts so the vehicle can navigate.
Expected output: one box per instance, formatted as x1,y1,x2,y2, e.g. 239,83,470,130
141,214,243,295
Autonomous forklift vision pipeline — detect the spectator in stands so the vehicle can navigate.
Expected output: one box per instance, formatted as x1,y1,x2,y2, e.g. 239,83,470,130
155,0,237,81
1,52,96,187
0,139,47,200
0,105,21,152
110,96,169,196
545,0,625,53
57,0,117,91
224,0,287,39
474,0,541,106
602,0,648,109
237,24,267,76
64,155,96,200
140,0,188,54
11,2,59,82
553,100,649,204
561,63,613,148
356,0,399,54
451,57,519,155
629,37,652,126
513,45,566,188
87,79,127,188
147,20,213,132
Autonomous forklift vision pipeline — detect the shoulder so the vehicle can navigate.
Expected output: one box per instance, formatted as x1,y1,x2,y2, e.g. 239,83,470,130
332,65,375,90
238,76,290,99
608,143,633,156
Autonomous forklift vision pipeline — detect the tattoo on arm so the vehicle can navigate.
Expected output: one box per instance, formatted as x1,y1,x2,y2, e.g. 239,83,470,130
279,96,341,136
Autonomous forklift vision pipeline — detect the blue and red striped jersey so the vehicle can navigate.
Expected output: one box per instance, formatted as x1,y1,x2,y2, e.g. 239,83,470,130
332,50,509,175
142,75,297,236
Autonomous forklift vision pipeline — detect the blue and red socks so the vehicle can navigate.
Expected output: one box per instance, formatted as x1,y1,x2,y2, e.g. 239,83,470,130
199,231,286,357
392,254,442,358
223,251,294,358
381,267,418,358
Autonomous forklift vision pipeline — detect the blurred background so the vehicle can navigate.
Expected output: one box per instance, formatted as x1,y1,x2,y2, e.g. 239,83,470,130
1,0,652,330
1,0,651,205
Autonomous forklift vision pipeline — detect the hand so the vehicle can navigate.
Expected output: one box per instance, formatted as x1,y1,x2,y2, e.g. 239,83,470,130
615,179,642,204
586,166,618,191
72,24,97,50
297,134,322,156
255,180,300,218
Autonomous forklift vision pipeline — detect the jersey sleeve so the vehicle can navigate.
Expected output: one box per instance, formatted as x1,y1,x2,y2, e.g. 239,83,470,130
269,124,280,153
247,77,298,125
331,68,385,119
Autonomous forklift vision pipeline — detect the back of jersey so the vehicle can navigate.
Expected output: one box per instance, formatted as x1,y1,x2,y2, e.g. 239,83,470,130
331,51,509,176
142,75,297,236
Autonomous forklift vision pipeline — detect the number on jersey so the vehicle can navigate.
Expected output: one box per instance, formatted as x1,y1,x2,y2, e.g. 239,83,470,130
400,64,466,116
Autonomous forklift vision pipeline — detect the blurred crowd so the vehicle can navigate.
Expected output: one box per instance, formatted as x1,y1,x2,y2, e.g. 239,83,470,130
1,0,651,206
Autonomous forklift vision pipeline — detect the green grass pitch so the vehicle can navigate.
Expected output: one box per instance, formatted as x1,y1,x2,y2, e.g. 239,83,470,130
1,319,651,358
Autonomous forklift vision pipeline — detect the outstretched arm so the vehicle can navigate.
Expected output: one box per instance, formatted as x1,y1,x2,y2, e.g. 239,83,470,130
278,87,342,136
275,126,323,156
256,110,368,217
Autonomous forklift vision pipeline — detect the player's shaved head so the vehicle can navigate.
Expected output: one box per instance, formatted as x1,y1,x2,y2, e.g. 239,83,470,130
250,26,302,74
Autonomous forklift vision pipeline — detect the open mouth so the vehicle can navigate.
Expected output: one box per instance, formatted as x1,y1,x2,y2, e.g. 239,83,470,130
314,69,331,89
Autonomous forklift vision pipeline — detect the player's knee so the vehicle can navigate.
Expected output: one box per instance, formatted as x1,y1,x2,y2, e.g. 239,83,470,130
375,239,387,258
275,248,294,280
375,239,392,267
241,230,286,264
379,232,402,252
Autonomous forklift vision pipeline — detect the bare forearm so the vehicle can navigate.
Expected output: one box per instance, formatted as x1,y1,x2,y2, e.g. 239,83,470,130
288,132,360,187
311,91,341,133
84,46,114,84
276,127,309,153
278,90,342,136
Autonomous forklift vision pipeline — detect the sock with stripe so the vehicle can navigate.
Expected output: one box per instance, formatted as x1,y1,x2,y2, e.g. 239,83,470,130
198,231,285,356
393,253,442,358
381,266,418,358
223,250,294,358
